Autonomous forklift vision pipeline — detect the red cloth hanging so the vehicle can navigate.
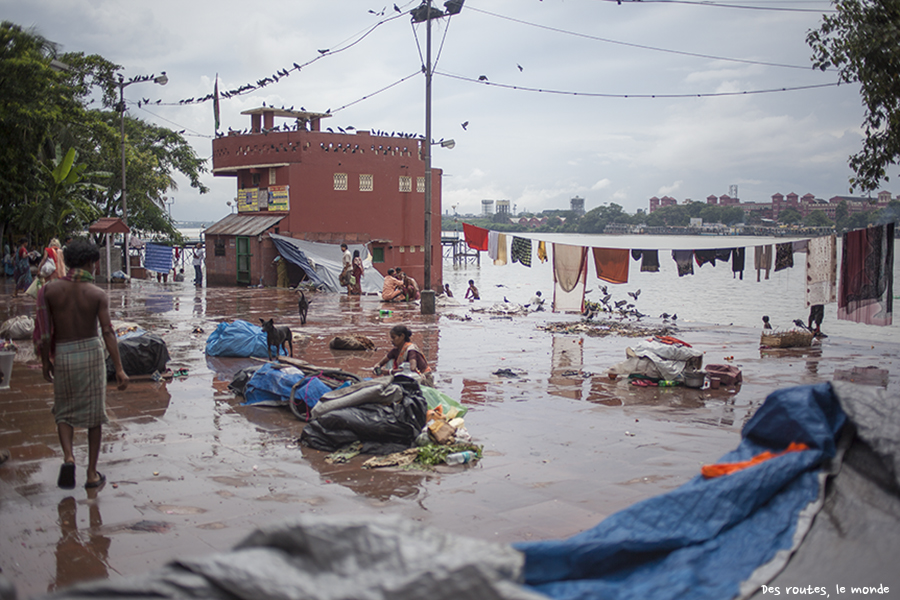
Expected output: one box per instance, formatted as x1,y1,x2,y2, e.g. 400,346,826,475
463,223,489,251
591,247,629,284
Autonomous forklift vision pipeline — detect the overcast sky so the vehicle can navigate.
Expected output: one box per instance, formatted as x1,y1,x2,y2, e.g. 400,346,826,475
3,0,871,222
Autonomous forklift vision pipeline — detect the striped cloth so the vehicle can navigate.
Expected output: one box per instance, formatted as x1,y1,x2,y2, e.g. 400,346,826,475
52,338,108,428
144,243,174,274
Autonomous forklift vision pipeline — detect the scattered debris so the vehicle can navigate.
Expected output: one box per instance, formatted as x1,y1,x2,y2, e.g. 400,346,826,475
540,319,673,338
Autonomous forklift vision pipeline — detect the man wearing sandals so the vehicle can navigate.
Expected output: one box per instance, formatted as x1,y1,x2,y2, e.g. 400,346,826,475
38,239,129,490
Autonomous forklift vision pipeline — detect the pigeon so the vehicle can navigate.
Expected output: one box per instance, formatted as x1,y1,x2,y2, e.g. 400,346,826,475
517,64,523,71
660,313,670,320
318,49,330,54
394,3,401,11
615,300,627,308
628,289,641,300
478,75,488,81
600,285,608,295
461,121,469,130
793,319,811,331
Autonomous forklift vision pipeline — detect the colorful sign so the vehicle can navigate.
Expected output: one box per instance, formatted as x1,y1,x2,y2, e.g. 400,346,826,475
237,188,258,212
269,185,289,211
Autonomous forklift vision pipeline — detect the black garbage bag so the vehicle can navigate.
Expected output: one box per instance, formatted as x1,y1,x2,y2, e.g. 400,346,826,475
300,378,427,454
107,333,170,380
228,366,262,396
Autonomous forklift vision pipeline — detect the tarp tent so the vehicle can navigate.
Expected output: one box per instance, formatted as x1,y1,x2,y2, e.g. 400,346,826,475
269,234,384,294
515,381,900,599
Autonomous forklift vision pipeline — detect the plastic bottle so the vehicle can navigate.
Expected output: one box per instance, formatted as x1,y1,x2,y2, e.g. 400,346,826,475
445,451,475,465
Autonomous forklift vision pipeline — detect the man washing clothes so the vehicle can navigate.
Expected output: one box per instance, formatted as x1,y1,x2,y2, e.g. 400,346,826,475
38,239,129,490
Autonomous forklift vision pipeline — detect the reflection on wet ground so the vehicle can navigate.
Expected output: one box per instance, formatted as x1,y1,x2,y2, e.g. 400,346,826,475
1,279,897,597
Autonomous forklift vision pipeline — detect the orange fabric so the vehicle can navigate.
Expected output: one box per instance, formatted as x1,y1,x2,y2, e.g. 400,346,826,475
701,442,809,478
655,335,692,348
592,247,629,284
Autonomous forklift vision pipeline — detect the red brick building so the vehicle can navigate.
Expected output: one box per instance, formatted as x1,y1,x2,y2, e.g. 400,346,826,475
210,107,442,288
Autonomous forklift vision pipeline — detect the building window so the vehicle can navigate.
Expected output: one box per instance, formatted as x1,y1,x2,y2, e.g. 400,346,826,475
268,168,277,185
360,174,374,192
371,247,384,263
417,177,425,193
399,176,412,193
252,173,261,187
334,173,348,191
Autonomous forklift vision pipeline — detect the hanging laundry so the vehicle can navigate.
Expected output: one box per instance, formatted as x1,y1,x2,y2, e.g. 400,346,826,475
511,236,532,267
672,250,694,277
731,247,746,280
754,245,772,281
694,249,717,268
487,230,499,262
537,241,548,263
144,243,174,274
631,249,660,272
463,223,489,251
775,242,794,272
494,233,508,266
715,248,733,263
592,248,629,284
792,239,809,253
838,223,894,326
806,234,836,307
552,244,588,313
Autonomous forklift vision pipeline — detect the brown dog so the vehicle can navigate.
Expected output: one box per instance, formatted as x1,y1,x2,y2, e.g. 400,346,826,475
260,318,292,361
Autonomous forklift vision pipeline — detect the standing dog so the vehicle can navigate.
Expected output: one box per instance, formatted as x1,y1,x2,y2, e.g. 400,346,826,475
260,318,292,361
298,290,310,325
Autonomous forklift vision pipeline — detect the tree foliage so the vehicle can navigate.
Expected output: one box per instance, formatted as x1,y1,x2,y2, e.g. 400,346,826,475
803,209,833,227
777,207,803,224
807,0,900,192
0,21,207,245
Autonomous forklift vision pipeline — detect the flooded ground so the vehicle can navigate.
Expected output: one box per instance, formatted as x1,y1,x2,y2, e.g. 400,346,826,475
0,279,896,598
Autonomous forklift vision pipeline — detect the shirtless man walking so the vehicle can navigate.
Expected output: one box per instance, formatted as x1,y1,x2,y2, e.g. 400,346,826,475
38,239,129,489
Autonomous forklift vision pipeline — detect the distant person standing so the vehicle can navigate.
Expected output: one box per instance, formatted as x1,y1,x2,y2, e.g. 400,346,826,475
38,239,129,489
349,249,363,295
13,238,32,297
340,244,352,293
192,245,204,286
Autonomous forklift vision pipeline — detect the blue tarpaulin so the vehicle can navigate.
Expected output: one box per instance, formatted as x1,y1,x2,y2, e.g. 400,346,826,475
244,363,334,410
144,243,173,274
205,320,286,358
516,383,847,600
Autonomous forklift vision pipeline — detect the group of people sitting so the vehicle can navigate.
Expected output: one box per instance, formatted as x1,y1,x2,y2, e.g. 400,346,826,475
381,267,420,302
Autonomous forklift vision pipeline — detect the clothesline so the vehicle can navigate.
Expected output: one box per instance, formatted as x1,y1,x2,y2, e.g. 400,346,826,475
460,222,893,326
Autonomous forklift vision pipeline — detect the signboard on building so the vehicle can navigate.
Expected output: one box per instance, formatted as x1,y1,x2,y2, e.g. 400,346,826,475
269,185,289,211
237,188,258,212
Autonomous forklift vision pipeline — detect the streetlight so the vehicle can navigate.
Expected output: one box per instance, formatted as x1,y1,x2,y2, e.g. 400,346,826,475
413,1,463,315
118,71,168,276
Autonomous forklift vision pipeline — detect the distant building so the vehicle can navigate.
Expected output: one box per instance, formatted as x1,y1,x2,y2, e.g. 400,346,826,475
482,199,494,217
210,106,442,287
496,199,511,216
570,196,585,216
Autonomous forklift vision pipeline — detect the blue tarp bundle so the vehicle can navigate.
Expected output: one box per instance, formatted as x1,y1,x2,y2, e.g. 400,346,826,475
205,320,285,358
144,243,173,274
516,382,847,600
243,363,333,409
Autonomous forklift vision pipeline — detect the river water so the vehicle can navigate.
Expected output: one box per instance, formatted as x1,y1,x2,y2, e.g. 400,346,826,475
441,232,900,345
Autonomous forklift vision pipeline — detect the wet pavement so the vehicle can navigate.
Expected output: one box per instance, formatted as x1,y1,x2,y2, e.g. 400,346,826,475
0,279,896,598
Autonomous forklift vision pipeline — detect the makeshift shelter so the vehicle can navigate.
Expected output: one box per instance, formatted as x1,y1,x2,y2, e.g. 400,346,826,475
88,217,129,282
269,234,385,294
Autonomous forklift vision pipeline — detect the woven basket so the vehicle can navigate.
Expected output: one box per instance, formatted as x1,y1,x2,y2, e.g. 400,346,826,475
760,330,814,348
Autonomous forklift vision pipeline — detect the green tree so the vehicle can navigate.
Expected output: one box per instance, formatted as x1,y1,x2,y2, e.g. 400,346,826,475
0,21,207,244
807,0,900,192
803,209,833,227
778,207,803,224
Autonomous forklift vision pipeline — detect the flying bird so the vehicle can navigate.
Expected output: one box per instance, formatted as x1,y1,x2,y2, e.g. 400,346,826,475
517,64,523,72
461,121,469,130
627,289,641,300
615,300,628,308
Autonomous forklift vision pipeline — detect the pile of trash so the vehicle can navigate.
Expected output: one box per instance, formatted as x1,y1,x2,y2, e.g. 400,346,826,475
540,320,673,338
608,337,703,385
471,302,529,316
299,373,480,468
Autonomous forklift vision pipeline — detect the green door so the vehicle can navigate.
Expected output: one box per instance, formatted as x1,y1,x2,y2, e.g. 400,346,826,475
236,236,251,285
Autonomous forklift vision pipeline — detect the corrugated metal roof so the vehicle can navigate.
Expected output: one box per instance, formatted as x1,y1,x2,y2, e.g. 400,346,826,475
88,217,130,235
203,213,286,237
